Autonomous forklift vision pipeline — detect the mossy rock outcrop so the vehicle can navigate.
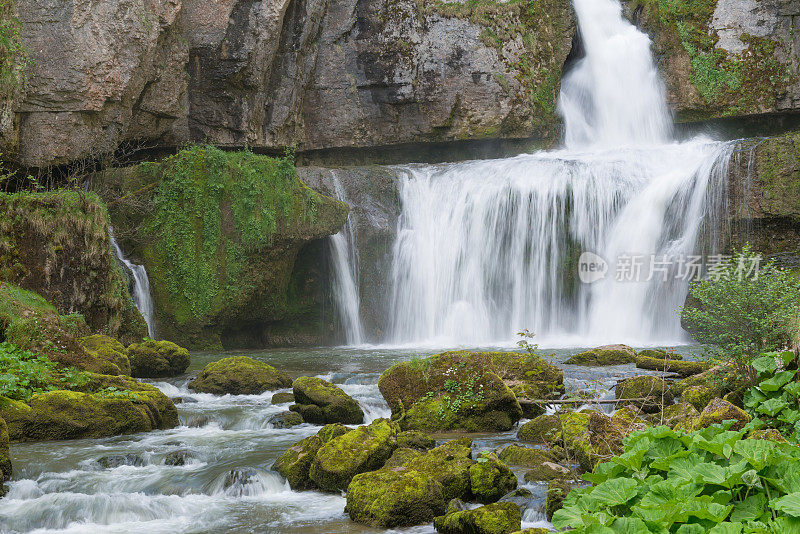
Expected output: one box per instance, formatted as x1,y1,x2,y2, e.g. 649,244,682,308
523,461,572,482
433,502,522,534
672,365,748,396
469,453,517,504
309,418,398,491
635,356,709,377
694,398,752,431
397,430,436,451
189,356,290,395
615,375,673,413
0,191,147,344
128,339,190,378
379,351,560,432
271,392,295,404
272,423,349,490
498,444,557,467
101,147,349,349
545,479,572,521
345,438,476,528
290,376,364,425
653,402,699,430
1,381,178,441
517,414,561,443
637,349,682,360
564,344,637,366
682,384,717,412
79,334,131,375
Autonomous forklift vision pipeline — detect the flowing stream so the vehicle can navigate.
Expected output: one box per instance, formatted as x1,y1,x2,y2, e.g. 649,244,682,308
110,232,157,338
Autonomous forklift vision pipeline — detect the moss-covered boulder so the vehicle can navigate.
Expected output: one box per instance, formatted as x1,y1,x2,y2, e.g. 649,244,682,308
748,428,788,442
682,384,717,411
523,461,572,482
498,444,556,467
344,438,476,528
189,356,290,395
272,423,350,489
694,398,752,431
266,411,304,428
5,384,178,441
545,479,572,521
79,334,131,375
290,376,364,425
470,452,517,504
610,405,647,430
433,502,522,534
0,416,10,485
635,356,709,376
379,351,556,432
672,365,748,396
564,345,637,366
0,191,147,344
517,414,561,444
615,375,673,413
128,339,190,378
655,402,699,430
309,418,398,491
271,392,295,404
637,349,682,360
397,430,436,451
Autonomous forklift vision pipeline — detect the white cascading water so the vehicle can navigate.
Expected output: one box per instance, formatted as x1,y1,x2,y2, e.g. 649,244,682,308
328,171,366,345
110,231,157,338
387,0,733,346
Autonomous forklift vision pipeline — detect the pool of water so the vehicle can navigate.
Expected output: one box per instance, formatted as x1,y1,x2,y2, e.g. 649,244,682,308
0,344,700,533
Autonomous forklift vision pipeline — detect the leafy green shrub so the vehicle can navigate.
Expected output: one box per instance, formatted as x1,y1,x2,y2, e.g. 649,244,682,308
681,245,800,365
0,341,89,400
553,423,800,533
744,351,800,442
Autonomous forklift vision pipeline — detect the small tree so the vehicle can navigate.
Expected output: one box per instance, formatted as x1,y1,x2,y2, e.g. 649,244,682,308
681,244,800,367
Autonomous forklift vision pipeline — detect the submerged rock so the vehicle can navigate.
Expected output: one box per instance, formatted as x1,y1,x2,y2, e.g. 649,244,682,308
187,415,212,428
272,423,350,490
469,453,517,504
128,339,190,378
79,334,131,376
433,502,522,534
615,375,673,413
290,376,364,425
267,411,304,429
498,487,534,510
564,344,637,366
309,418,398,491
378,351,556,432
96,454,145,468
164,450,195,466
345,438,476,528
189,356,291,395
694,398,752,431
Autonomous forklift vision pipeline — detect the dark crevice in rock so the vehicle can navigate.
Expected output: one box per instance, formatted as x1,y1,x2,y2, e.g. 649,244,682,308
676,110,800,142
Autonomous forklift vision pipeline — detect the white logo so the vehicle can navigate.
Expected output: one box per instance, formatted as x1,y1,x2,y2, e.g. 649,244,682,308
578,252,608,284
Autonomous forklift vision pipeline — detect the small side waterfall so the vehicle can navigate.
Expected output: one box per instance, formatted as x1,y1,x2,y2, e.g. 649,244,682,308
328,172,365,345
110,231,156,338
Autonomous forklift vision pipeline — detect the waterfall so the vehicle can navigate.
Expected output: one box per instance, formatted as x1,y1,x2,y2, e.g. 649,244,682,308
110,231,156,338
386,0,732,346
328,172,365,345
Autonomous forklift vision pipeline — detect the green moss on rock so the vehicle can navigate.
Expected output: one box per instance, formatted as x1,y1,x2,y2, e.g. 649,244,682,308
309,418,398,492
397,430,436,451
498,444,556,467
523,461,571,482
653,402,699,430
565,344,637,366
272,423,350,490
379,351,560,432
517,414,561,443
682,384,717,412
635,355,709,376
433,501,522,534
80,334,131,375
469,452,517,504
0,416,10,484
189,356,289,395
128,339,190,379
290,376,364,425
545,479,572,521
694,397,752,431
271,391,295,404
615,375,673,412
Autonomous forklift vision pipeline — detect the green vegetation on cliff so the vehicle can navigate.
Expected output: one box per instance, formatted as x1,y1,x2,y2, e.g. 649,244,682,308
0,0,30,104
0,190,147,343
104,146,347,348
635,0,795,119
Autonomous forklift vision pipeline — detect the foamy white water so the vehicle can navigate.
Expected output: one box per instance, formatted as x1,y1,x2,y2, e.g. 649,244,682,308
110,231,156,338
384,0,732,347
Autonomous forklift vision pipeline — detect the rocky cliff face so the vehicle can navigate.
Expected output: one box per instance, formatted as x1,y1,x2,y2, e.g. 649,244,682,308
624,0,800,122
6,0,575,168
